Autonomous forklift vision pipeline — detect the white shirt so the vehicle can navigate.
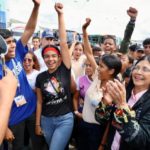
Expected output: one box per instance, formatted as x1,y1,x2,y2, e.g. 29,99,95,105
34,48,48,73
71,54,86,80
82,70,103,124
26,69,39,90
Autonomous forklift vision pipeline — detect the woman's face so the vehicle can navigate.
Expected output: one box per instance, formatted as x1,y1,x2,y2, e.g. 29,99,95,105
73,44,83,60
132,60,150,90
43,50,60,72
23,53,34,72
98,60,113,80
85,60,94,77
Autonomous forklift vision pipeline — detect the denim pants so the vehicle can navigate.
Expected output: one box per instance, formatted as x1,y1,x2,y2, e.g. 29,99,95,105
41,112,74,150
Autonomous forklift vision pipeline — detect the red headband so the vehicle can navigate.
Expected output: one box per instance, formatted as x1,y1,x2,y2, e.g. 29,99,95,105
43,47,60,55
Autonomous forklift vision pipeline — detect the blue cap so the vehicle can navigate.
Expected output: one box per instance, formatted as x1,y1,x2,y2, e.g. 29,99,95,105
42,29,54,38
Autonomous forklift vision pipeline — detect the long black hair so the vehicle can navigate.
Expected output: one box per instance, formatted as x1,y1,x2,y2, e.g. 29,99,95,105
101,54,122,78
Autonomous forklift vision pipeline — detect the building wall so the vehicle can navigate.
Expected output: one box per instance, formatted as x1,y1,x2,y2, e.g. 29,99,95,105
0,0,6,28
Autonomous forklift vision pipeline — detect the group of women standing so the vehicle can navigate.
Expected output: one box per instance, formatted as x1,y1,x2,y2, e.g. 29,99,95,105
22,3,150,150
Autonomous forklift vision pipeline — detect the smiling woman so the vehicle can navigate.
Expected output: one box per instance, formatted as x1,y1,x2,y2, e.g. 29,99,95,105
35,3,74,150
95,55,150,150
23,51,40,91
130,55,150,93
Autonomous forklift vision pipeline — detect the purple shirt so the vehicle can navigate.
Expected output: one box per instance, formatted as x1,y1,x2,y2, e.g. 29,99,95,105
76,75,92,112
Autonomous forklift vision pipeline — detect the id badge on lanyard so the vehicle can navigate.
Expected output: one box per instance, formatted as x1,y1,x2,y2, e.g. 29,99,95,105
12,59,27,107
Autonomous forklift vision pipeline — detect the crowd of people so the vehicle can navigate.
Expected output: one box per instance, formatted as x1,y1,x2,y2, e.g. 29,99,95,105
0,1,150,150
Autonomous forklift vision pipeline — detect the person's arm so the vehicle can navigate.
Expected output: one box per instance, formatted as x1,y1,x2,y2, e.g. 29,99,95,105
73,90,82,119
113,106,150,148
119,7,138,54
71,75,76,94
0,69,17,144
82,18,97,72
106,79,150,148
55,3,71,69
35,88,43,136
21,0,41,46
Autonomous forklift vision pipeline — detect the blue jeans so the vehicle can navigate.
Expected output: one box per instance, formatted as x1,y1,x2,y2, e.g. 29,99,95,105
41,112,74,150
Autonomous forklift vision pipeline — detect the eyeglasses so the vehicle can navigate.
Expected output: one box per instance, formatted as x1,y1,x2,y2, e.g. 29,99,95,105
23,58,33,63
133,66,150,72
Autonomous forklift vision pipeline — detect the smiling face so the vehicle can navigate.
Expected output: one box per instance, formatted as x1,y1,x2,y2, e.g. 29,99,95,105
5,37,16,60
23,53,34,73
43,50,61,72
132,60,150,90
98,60,114,81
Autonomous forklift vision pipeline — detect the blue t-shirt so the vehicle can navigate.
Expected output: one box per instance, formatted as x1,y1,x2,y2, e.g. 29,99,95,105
0,40,36,126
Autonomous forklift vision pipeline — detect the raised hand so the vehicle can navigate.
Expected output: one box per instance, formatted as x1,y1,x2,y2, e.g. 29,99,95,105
82,18,91,30
32,0,41,6
55,3,64,15
127,7,138,20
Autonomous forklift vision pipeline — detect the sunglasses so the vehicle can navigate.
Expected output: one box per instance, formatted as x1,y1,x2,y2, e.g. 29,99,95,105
23,58,33,63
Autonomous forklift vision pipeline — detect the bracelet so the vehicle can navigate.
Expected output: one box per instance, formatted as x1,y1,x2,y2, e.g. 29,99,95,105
95,101,113,124
74,110,79,115
113,107,135,124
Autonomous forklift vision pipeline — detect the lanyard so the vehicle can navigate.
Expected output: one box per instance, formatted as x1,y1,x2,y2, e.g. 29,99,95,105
49,77,59,94
11,59,20,89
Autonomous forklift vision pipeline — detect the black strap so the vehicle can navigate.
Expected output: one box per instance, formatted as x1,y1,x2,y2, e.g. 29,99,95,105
49,77,59,94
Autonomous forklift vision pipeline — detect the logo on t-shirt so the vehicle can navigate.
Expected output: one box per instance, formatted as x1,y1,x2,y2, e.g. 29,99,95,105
44,76,67,105
12,61,23,77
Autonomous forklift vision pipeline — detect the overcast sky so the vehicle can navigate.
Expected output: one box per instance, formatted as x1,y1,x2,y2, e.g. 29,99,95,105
7,0,150,40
